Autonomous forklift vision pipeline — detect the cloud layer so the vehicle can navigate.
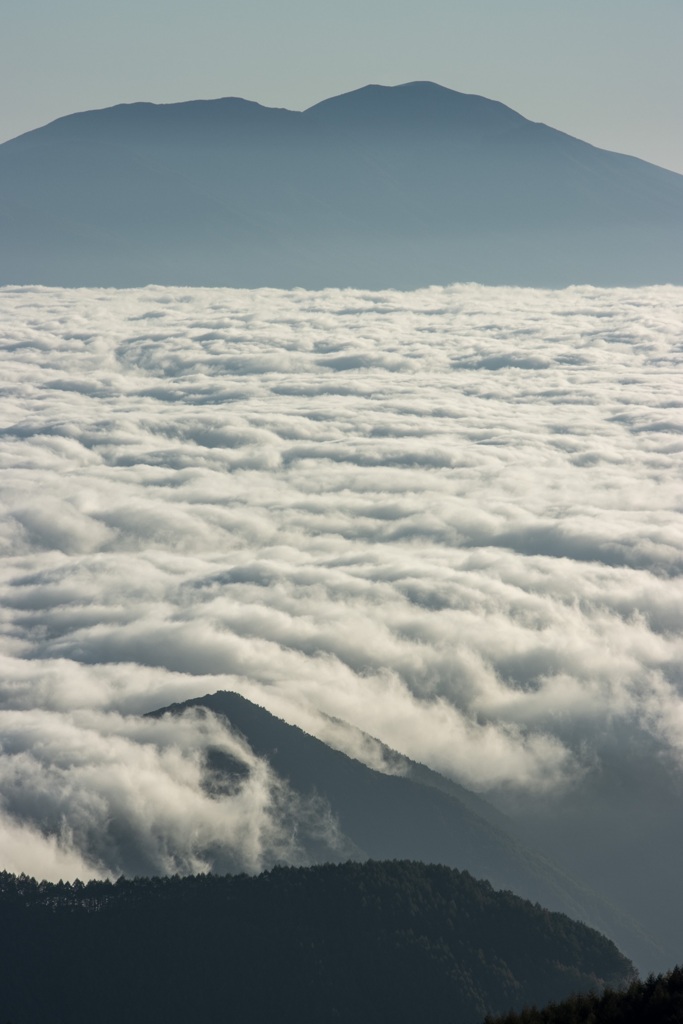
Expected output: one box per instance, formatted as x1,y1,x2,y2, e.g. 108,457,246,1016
1,282,682,878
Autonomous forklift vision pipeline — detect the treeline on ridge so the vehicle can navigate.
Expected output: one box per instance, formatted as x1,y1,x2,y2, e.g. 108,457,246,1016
0,859,632,1024
485,965,683,1024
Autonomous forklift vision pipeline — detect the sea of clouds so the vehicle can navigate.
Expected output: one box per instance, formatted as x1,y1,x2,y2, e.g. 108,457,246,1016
0,282,681,880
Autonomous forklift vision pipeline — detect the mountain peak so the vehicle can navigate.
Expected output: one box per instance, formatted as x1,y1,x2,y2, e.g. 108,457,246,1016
303,80,527,133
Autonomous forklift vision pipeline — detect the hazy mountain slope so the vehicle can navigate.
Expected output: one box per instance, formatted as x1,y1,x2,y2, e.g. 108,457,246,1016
0,861,634,1024
150,691,661,970
1,81,681,287
0,99,326,286
487,728,683,979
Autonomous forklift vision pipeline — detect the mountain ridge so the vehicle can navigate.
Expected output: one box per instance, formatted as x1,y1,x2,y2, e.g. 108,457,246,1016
9,81,676,176
0,859,634,1024
2,81,681,289
147,690,663,971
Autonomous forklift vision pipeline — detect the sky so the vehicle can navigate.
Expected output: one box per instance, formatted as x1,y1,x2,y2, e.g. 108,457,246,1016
1,281,682,881
2,0,682,173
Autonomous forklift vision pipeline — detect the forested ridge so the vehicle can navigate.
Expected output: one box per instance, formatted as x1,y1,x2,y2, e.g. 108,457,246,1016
485,966,683,1024
0,860,632,1024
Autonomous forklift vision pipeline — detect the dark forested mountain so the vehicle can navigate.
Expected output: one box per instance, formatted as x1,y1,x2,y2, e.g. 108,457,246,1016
149,691,662,971
0,860,634,1024
1,81,681,288
485,965,683,1024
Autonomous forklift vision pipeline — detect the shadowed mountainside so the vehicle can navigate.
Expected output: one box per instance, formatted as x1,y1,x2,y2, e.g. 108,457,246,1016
149,691,662,971
0,860,634,1024
1,81,682,288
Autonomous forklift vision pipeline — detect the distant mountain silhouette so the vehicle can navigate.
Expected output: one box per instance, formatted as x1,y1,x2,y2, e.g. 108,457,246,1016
149,691,662,971
0,861,634,1024
1,82,681,287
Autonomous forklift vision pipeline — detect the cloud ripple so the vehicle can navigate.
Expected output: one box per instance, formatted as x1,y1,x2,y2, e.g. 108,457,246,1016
0,282,681,878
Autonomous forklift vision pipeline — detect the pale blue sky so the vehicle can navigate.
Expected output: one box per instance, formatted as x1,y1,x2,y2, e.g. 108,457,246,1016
2,0,682,173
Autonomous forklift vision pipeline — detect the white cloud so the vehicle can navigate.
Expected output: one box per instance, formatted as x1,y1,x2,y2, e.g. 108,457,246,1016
0,281,682,877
